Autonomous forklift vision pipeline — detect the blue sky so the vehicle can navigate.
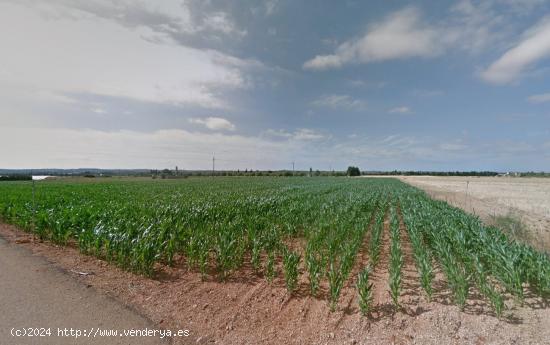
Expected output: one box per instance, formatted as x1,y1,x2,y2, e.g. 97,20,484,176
1,0,549,171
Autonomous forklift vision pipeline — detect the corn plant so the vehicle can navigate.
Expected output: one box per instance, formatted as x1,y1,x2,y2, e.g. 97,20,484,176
369,204,386,268
215,229,238,280
327,260,344,312
250,237,263,273
487,242,525,302
403,213,434,301
523,250,550,296
389,205,403,308
417,251,434,301
265,250,276,283
283,248,300,293
356,266,374,316
197,239,210,279
435,238,469,309
472,256,504,317
305,245,322,296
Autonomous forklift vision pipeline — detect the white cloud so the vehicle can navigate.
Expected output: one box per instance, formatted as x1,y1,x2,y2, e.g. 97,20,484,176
497,0,546,14
91,107,107,114
201,12,247,37
304,7,442,70
388,106,412,114
481,17,550,84
348,80,366,87
311,94,367,110
0,126,327,170
381,134,400,143
0,2,249,109
31,0,247,42
528,93,550,103
439,142,468,151
262,128,328,141
446,0,507,54
0,127,290,169
411,89,444,97
189,117,236,131
34,90,77,104
265,0,279,16
292,129,327,141
262,129,293,139
305,2,548,72
0,126,545,171
347,79,388,88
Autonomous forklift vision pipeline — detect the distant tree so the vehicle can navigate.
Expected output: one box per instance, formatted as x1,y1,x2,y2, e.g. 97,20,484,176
347,166,361,177
0,175,32,181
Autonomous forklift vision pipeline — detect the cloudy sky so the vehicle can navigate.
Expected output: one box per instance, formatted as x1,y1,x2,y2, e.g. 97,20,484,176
1,0,549,171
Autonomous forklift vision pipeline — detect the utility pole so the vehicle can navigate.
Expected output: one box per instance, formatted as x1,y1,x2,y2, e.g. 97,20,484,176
292,161,295,175
212,153,215,177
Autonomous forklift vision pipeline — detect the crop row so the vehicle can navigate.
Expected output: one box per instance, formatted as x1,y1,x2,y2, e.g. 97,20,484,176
1,177,549,314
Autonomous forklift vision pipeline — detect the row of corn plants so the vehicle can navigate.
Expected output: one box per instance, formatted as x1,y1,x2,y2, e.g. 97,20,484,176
1,177,549,317
388,204,403,307
398,184,550,315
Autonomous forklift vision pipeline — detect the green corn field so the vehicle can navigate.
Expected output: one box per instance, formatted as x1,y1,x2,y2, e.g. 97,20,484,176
1,177,549,315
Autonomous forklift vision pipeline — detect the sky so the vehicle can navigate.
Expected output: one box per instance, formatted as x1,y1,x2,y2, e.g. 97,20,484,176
1,0,550,171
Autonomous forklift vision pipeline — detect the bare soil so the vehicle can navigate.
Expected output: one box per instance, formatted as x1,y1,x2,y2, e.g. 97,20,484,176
398,176,550,252
2,215,550,344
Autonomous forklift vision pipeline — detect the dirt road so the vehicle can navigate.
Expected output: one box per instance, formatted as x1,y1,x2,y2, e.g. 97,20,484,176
0,236,168,345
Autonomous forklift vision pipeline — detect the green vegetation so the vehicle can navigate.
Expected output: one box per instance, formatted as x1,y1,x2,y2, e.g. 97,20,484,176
490,212,530,243
346,166,361,176
389,204,403,308
282,249,300,293
0,175,31,181
305,241,323,296
265,250,276,283
356,266,374,315
1,177,549,314
405,209,434,301
365,170,500,176
368,202,386,268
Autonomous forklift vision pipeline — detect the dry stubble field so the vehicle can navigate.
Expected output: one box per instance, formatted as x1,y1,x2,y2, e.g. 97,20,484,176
398,176,550,252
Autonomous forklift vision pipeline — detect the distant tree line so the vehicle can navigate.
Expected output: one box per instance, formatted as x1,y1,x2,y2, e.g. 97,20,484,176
151,169,348,178
0,169,152,177
0,175,32,181
363,170,500,177
518,172,550,177
4,168,548,179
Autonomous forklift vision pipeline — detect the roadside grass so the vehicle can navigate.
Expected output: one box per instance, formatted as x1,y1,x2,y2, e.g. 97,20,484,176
491,212,531,244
